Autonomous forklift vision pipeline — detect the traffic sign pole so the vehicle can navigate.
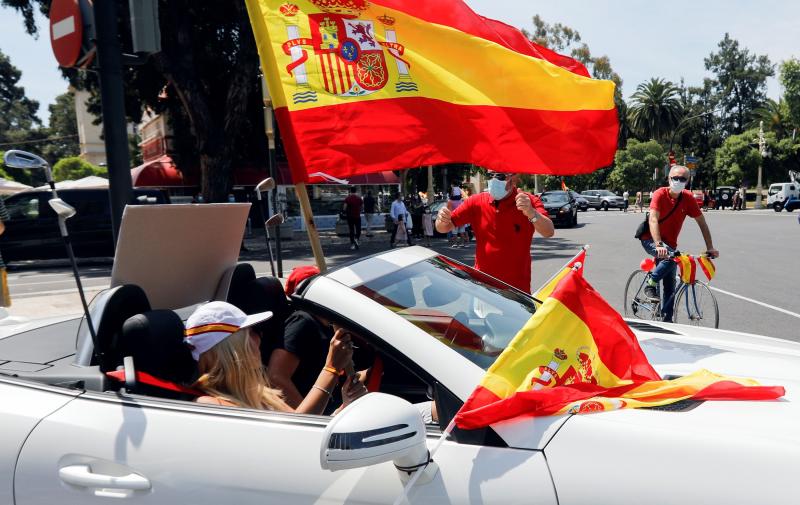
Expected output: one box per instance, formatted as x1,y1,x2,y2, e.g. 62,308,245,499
92,0,134,244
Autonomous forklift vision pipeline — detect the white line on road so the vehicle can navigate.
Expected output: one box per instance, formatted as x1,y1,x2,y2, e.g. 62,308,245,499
709,286,800,319
12,287,106,300
9,278,110,288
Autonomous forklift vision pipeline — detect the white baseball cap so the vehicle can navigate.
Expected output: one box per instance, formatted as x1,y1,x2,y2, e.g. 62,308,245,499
184,301,272,361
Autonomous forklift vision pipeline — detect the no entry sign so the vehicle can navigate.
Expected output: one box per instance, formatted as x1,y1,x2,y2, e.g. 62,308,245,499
50,0,83,67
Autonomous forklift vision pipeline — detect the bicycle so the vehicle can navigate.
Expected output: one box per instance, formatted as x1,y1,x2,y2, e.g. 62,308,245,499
623,251,719,328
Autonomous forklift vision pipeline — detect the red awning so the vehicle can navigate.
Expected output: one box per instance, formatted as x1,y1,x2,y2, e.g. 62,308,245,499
131,156,197,187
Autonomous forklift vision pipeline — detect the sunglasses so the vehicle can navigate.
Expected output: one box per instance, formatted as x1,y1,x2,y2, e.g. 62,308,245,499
670,176,688,183
488,172,514,181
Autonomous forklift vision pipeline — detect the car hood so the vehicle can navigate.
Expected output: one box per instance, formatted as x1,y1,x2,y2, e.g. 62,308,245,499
543,323,800,503
500,322,799,450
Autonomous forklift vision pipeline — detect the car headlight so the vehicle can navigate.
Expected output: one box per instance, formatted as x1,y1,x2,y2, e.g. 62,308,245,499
559,205,570,213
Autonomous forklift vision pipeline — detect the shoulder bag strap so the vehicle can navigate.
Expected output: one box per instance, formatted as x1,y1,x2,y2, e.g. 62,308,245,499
658,191,684,224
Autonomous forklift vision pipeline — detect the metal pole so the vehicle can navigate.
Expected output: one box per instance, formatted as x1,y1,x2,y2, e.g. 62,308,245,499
755,121,765,209
93,0,134,244
260,73,283,276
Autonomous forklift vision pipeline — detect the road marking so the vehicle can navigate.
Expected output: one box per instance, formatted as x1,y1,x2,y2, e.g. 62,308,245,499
52,16,76,40
709,286,800,319
8,278,110,288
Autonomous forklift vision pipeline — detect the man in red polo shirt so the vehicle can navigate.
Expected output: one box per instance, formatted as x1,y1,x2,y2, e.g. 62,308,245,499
435,172,554,293
639,165,719,322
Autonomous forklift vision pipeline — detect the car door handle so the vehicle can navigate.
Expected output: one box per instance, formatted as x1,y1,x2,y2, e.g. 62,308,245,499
59,464,151,490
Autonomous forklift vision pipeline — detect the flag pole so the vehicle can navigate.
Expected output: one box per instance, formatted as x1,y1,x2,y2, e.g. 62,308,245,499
295,181,328,272
533,244,589,295
260,71,284,276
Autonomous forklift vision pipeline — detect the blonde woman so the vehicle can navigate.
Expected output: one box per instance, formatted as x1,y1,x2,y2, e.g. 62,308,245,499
184,301,365,413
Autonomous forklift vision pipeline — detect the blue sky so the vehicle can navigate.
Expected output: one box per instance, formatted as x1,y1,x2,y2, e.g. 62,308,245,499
1,1,798,125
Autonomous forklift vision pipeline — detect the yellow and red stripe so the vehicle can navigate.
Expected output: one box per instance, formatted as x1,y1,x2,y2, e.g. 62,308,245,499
185,323,240,337
246,0,618,182
455,269,783,429
698,255,716,281
676,255,697,284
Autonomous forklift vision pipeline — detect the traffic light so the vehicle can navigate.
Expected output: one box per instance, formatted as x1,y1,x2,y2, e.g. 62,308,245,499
129,0,161,54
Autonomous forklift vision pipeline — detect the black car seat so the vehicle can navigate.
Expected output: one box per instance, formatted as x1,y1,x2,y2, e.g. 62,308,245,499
92,284,151,372
106,310,200,399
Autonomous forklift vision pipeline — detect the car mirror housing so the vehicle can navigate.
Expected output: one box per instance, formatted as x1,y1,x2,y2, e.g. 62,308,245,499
320,393,436,482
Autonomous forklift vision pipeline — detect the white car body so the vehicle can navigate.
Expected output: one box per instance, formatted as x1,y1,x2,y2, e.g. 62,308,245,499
1,244,797,504
767,182,799,206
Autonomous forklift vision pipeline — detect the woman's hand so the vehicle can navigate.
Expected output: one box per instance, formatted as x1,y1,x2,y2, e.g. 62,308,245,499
341,374,368,406
326,329,354,371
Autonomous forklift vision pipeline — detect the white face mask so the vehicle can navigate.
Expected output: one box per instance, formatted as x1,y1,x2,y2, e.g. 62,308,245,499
669,179,687,193
488,178,509,200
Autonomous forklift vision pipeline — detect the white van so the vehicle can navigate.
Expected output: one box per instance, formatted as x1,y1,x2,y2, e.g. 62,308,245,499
767,182,799,210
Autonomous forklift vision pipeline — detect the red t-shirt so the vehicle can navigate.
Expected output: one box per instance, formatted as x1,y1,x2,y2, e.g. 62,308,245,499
344,194,363,219
450,188,549,293
641,187,701,248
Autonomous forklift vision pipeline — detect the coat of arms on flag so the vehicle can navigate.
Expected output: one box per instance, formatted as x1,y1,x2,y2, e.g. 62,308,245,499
277,1,416,103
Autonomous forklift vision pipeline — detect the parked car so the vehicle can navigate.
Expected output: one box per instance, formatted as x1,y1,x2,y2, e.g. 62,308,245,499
580,189,625,210
540,190,578,227
714,186,737,209
569,191,589,211
0,188,168,261
0,228,797,504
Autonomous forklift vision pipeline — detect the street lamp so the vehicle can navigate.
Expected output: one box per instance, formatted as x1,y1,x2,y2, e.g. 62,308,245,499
754,121,769,209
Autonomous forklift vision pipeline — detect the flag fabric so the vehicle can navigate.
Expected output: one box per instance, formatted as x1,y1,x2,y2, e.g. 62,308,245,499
697,255,716,281
676,254,716,284
454,269,784,430
675,254,697,284
245,0,618,182
532,247,586,300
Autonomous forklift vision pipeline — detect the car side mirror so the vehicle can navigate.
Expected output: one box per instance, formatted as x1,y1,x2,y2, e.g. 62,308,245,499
320,393,438,483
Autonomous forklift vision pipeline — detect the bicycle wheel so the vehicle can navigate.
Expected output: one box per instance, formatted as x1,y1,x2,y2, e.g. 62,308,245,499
673,281,719,328
623,270,660,321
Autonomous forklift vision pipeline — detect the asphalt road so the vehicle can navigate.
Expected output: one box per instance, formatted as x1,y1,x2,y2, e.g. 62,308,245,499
6,208,800,341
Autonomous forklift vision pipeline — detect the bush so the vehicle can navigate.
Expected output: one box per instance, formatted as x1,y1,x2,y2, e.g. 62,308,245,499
52,157,107,181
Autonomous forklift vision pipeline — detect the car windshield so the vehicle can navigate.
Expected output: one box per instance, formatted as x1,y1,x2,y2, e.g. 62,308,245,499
541,193,568,204
768,186,781,195
354,257,536,369
598,190,616,196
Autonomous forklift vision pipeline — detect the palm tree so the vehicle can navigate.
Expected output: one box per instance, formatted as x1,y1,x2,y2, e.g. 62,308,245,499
628,78,683,142
751,98,790,139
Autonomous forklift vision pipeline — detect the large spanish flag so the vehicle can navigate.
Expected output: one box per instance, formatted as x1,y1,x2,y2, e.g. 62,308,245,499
455,269,784,430
245,0,618,182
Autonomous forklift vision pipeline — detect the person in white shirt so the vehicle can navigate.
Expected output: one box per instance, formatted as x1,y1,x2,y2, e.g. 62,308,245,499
623,190,630,213
389,193,412,247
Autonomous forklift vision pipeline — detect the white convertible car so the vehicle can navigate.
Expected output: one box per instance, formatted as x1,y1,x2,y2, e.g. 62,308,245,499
0,205,797,505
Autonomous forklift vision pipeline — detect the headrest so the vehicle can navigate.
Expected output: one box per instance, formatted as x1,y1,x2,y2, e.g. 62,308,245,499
94,284,151,371
120,310,197,386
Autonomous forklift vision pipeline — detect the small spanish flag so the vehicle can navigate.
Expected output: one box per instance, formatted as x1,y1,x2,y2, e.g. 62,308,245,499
245,0,618,182
698,255,716,281
675,254,697,284
455,269,783,429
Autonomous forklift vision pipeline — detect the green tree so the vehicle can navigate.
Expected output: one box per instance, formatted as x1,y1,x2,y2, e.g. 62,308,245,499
780,58,800,129
40,91,80,162
628,78,683,142
4,0,267,202
704,34,774,136
52,156,106,182
751,99,792,139
0,48,40,145
607,139,664,193
712,128,799,186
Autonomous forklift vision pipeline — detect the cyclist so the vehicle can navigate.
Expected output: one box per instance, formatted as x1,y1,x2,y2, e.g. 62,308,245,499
639,165,719,322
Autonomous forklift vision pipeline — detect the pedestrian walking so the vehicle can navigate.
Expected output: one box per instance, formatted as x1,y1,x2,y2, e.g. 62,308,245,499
422,202,434,246
0,198,10,308
738,185,746,210
363,190,376,237
436,171,555,293
732,190,741,211
702,189,710,211
448,183,466,248
389,193,412,247
623,190,630,213
635,191,643,213
343,187,363,250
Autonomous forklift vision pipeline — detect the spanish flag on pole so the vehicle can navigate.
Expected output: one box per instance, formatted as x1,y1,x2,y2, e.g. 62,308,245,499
455,269,784,429
245,0,618,182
